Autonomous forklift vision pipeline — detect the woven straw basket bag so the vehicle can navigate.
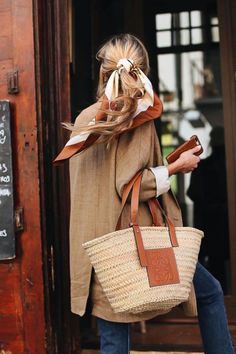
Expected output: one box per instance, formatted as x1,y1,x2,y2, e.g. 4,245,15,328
83,172,203,314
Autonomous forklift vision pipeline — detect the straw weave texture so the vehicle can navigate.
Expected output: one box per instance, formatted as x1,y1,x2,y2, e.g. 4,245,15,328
83,226,203,314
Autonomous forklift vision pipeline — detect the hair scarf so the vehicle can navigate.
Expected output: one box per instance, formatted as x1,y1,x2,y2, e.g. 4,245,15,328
54,59,163,164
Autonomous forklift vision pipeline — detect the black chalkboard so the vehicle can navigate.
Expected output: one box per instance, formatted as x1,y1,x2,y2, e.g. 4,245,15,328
0,101,15,260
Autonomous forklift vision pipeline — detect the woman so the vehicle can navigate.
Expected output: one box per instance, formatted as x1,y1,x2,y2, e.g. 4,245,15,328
55,34,235,354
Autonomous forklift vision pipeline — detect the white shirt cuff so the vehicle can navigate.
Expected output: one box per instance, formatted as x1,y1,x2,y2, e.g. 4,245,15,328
149,166,170,197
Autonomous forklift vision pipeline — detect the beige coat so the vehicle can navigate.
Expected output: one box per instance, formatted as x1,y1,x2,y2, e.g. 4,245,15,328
69,101,197,322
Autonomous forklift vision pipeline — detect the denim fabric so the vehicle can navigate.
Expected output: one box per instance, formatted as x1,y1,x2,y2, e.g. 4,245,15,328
97,262,235,354
97,318,130,354
193,262,235,354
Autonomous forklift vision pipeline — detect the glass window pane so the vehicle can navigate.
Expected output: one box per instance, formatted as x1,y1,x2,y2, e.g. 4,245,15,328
158,54,178,111
180,12,189,28
191,11,202,27
157,44,231,295
181,51,204,109
211,16,219,25
156,13,171,30
156,31,171,47
212,26,220,42
180,29,190,45
191,28,202,44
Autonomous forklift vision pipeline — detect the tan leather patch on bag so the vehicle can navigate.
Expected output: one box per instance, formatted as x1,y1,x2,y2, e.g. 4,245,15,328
146,248,180,287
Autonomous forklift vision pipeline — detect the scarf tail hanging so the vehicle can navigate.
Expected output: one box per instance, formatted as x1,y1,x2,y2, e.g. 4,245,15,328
53,93,163,165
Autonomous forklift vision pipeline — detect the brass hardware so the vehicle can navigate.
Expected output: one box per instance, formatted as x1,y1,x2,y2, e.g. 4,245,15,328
7,70,19,94
14,207,24,231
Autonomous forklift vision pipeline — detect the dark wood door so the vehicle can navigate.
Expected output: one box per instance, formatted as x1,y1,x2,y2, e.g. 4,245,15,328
33,0,81,353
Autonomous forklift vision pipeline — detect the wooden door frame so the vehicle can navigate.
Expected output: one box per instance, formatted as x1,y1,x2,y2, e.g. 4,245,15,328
33,0,80,352
218,0,236,318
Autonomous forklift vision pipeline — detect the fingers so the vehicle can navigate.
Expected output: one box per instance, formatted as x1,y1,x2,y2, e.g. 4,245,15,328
185,160,200,173
192,152,200,164
190,163,199,172
191,145,202,154
193,158,200,168
176,146,201,174
194,154,200,163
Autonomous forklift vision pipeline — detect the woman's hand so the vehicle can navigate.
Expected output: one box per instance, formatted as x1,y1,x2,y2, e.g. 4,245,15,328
167,145,201,176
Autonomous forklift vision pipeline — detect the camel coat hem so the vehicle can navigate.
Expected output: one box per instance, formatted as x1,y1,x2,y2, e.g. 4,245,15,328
69,101,198,321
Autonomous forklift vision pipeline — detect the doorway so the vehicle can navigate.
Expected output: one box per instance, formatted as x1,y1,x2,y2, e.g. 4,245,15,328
35,0,236,352
67,0,236,351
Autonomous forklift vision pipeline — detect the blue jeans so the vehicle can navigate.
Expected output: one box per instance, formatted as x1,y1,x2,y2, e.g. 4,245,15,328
97,263,235,354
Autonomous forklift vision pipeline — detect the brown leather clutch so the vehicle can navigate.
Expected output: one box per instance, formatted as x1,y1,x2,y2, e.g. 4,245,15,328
166,135,203,164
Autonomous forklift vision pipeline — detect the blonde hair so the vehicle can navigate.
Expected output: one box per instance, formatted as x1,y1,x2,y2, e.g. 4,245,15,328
65,34,150,144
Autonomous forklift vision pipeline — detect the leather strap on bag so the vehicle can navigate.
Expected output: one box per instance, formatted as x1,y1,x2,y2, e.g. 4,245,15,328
131,175,178,247
130,174,149,266
115,170,143,231
148,198,179,247
130,174,180,287
147,198,162,227
115,171,161,231
125,172,179,268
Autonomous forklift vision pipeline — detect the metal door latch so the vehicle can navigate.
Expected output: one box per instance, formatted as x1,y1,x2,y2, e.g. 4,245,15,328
7,70,19,94
15,207,24,232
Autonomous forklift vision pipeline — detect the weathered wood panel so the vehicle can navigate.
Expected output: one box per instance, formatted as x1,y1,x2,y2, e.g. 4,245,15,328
0,8,12,61
0,60,13,85
0,0,46,353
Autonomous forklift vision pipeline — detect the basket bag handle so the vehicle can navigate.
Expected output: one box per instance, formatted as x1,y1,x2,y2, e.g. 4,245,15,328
115,170,162,231
131,174,179,267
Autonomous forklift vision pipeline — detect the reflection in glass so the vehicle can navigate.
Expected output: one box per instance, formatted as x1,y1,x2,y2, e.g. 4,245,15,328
158,54,178,111
158,44,231,294
181,52,204,108
156,13,171,30
156,31,171,47
187,126,230,294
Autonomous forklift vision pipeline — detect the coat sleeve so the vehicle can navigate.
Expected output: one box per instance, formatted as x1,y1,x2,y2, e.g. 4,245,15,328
115,121,160,202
